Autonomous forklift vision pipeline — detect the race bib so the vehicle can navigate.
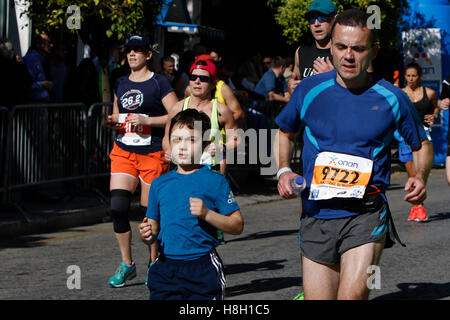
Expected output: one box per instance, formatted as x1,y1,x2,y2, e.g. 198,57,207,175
117,113,152,146
309,152,373,200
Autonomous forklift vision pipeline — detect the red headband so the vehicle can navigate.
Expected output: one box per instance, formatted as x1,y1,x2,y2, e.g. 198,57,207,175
190,59,218,81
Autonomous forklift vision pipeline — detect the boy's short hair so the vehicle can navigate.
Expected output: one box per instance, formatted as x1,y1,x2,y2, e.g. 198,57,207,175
169,109,211,140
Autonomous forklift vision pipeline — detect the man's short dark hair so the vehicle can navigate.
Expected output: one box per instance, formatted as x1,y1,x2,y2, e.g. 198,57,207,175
331,8,377,46
272,56,286,69
161,56,175,65
169,109,211,140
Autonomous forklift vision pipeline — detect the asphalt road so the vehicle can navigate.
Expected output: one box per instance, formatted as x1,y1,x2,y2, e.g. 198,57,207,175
0,169,449,300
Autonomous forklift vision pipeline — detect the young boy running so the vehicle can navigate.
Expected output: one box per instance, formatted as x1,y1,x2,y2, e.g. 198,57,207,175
139,109,244,300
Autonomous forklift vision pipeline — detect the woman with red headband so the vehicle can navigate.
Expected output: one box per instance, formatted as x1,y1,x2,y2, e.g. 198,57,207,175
163,59,238,174
185,55,245,123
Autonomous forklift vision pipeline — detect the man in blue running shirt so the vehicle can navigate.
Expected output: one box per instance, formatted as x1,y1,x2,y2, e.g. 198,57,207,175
274,8,433,300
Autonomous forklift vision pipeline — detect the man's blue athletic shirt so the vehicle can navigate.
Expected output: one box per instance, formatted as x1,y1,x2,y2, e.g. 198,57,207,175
275,70,426,219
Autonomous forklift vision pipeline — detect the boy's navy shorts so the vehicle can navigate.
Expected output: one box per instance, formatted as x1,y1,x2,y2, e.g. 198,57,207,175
147,250,226,300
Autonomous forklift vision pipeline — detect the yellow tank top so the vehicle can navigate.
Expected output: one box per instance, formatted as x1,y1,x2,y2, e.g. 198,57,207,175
215,80,226,105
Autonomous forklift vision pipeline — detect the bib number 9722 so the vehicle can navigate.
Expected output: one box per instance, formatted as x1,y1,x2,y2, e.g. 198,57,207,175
321,166,359,185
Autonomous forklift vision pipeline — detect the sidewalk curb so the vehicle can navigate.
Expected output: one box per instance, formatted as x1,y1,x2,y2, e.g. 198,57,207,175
0,193,284,240
0,206,108,240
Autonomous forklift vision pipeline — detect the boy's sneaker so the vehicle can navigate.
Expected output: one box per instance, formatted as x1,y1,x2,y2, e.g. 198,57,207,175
415,205,428,222
408,206,417,221
108,262,136,288
293,292,305,300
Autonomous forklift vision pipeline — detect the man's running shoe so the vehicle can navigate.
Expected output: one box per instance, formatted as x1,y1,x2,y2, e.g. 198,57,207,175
408,206,417,221
293,292,304,300
108,262,136,288
415,205,428,222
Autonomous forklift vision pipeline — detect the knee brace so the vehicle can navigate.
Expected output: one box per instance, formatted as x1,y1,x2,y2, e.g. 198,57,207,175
110,189,132,233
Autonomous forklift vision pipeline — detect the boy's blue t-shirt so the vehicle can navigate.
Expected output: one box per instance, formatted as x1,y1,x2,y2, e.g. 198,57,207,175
275,70,426,219
146,166,240,261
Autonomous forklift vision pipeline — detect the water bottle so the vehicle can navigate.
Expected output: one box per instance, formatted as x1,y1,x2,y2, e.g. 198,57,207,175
290,176,306,196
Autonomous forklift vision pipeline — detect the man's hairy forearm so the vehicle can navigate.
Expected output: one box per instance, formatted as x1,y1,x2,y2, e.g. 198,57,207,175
274,129,296,169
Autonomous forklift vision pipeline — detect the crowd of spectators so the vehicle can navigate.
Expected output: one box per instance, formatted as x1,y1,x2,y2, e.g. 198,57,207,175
0,34,293,111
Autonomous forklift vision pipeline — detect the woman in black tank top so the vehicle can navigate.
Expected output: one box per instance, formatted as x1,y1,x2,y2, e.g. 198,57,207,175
401,62,438,222
402,62,439,128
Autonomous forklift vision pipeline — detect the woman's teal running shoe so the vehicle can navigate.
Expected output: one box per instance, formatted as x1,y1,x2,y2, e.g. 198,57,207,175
108,262,136,288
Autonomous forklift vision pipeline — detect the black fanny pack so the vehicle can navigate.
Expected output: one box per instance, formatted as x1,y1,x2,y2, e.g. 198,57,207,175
340,185,385,213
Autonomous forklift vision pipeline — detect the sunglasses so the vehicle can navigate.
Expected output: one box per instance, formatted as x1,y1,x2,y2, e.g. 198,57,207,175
189,74,211,83
125,46,147,54
308,15,332,24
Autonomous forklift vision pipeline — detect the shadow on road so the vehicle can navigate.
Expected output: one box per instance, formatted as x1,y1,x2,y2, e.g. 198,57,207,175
225,259,287,275
373,282,450,300
225,229,298,243
427,212,450,222
225,276,302,298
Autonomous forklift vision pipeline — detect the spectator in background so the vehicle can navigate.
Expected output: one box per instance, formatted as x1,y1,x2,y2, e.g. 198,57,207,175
283,55,294,86
110,47,130,97
159,56,177,87
49,43,69,103
64,58,100,108
23,34,54,102
262,55,273,73
0,38,31,107
238,53,263,91
173,50,195,99
254,56,290,106
109,42,123,74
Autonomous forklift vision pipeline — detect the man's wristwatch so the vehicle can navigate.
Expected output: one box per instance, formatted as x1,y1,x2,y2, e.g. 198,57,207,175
276,167,292,180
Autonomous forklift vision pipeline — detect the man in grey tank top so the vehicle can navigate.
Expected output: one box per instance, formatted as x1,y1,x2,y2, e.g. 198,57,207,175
288,0,337,94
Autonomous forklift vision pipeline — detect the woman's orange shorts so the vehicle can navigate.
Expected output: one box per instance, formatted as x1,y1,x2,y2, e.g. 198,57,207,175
109,142,169,185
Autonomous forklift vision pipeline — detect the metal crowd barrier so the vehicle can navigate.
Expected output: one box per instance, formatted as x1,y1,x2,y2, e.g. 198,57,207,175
240,99,302,171
1,102,119,210
7,103,88,192
87,102,114,179
1,99,300,206
0,107,11,200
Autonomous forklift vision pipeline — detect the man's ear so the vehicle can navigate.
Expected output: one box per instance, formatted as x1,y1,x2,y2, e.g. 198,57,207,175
372,43,379,60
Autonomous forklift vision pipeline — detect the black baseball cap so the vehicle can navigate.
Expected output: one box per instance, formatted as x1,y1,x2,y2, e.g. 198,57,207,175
124,35,152,51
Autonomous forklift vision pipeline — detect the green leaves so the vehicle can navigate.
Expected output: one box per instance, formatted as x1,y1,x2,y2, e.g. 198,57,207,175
267,0,409,47
27,0,163,41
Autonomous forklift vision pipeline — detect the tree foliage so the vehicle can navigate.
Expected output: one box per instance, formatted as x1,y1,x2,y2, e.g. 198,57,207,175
21,0,165,63
24,0,164,41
